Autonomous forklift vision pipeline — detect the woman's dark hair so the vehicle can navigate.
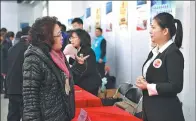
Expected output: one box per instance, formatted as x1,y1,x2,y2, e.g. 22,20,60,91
1,28,7,33
29,16,58,49
0,31,6,41
153,12,183,48
57,21,62,27
71,29,91,47
22,26,31,35
6,31,15,38
16,31,23,39
0,31,6,37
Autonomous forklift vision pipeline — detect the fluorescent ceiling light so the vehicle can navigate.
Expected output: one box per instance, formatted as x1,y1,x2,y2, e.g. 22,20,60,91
30,1,35,4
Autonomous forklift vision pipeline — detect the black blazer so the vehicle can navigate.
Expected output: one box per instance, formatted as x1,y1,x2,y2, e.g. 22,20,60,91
71,47,102,92
6,40,29,94
142,43,185,121
0,44,1,74
1,39,12,74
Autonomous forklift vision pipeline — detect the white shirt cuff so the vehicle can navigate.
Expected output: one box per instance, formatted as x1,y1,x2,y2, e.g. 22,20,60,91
147,84,158,96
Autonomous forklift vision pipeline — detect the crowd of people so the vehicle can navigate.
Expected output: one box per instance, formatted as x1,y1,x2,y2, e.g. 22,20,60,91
0,12,185,121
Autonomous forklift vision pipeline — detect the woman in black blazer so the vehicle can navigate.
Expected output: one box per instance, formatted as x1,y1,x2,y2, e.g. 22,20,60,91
136,12,185,121
69,29,102,96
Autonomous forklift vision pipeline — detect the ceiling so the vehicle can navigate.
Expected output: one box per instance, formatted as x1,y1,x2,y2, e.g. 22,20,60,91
17,0,35,4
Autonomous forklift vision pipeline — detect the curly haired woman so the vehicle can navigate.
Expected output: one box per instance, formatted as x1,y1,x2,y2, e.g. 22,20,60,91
22,16,79,121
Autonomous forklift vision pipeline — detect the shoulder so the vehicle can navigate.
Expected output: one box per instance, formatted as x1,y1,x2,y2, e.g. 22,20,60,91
88,48,96,56
165,43,184,62
8,46,14,53
8,41,22,51
166,43,183,56
24,54,42,66
101,39,106,44
80,47,96,58
24,46,43,65
81,47,92,54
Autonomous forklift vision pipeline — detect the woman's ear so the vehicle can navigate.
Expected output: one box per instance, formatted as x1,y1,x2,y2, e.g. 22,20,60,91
163,28,169,36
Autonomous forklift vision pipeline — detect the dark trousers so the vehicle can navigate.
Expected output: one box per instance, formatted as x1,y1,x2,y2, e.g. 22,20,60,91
143,113,148,121
1,76,7,94
7,94,23,121
0,75,3,93
96,62,105,78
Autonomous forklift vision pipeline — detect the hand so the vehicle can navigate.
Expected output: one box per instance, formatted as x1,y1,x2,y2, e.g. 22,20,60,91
75,54,90,64
99,59,103,63
1,73,6,79
136,76,144,81
135,76,148,90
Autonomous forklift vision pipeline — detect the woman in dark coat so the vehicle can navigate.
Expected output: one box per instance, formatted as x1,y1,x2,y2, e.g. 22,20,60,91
69,29,102,96
1,32,14,96
0,31,6,93
136,12,185,121
22,16,76,121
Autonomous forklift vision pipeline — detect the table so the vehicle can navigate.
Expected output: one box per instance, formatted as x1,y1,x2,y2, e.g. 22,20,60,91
75,88,102,108
72,106,142,121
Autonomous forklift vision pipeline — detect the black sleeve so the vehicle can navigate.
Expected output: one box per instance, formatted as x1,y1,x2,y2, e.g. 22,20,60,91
0,47,1,74
23,55,43,121
1,43,8,58
156,50,184,96
1,43,8,74
100,39,106,59
71,49,95,83
69,57,75,65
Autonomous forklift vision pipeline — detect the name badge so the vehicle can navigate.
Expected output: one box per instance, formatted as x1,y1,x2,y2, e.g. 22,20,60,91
153,59,162,68
77,108,91,121
65,78,70,95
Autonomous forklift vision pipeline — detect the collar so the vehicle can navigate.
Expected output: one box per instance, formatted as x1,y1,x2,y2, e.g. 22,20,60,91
96,35,103,39
6,38,11,42
21,35,28,39
152,39,173,54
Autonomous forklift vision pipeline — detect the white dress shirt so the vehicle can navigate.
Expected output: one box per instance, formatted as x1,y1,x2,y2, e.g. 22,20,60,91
143,39,173,96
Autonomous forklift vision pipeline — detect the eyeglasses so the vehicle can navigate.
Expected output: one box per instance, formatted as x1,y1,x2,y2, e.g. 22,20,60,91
53,31,62,37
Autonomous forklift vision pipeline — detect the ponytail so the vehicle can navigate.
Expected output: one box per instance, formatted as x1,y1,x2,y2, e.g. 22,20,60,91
174,19,183,48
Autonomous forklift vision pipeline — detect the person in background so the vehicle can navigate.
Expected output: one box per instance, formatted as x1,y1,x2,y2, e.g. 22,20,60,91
63,18,84,64
0,31,6,94
21,26,31,41
57,21,69,51
12,31,23,46
61,24,67,32
23,16,75,121
92,28,107,78
1,31,14,98
66,30,73,41
6,27,30,121
61,24,69,50
5,31,15,45
136,12,185,121
70,29,102,96
1,27,8,33
63,30,77,65
71,18,83,30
